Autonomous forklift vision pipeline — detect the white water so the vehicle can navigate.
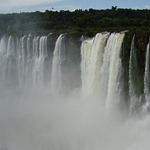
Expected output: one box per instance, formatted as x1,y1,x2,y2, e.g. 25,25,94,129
129,35,142,114
81,37,93,96
34,36,48,86
99,34,115,101
105,33,125,112
1,91,150,150
51,34,66,93
144,39,150,111
81,33,109,97
0,34,50,89
81,32,125,112
0,33,150,150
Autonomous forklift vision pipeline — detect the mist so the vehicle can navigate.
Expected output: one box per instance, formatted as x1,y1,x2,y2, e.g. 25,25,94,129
0,33,150,150
0,89,150,150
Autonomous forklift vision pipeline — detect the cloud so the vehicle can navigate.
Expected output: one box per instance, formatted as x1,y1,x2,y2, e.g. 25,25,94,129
53,5,81,11
145,5,150,9
0,0,62,6
0,0,62,13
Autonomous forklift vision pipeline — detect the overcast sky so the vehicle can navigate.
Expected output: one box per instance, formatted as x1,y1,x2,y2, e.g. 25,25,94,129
0,0,149,13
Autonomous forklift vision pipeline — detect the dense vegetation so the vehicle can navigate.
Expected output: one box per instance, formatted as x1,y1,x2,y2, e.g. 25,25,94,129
0,7,150,36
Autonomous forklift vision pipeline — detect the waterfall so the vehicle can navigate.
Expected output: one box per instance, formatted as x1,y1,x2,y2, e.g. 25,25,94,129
18,35,33,87
18,35,27,87
81,32,125,112
144,39,150,111
51,34,66,93
105,33,125,111
7,36,16,56
0,34,50,89
0,36,8,87
3,36,18,87
0,32,150,150
26,35,33,86
81,37,93,96
0,32,149,112
0,36,7,55
100,33,117,101
88,33,109,97
129,35,143,114
129,35,138,113
32,36,48,87
32,36,40,86
81,33,109,97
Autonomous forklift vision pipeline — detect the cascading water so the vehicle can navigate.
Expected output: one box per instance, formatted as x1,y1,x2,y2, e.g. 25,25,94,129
0,36,18,87
99,33,115,101
129,35,138,113
81,33,109,97
129,35,143,114
144,39,150,111
105,33,125,112
88,33,109,97
0,33,149,109
18,35,27,87
33,36,48,87
0,32,150,150
81,37,93,97
25,35,33,86
51,34,66,93
81,32,125,112
0,34,50,89
32,36,40,86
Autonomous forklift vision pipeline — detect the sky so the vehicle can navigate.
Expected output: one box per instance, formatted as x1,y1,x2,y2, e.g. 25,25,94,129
0,0,149,13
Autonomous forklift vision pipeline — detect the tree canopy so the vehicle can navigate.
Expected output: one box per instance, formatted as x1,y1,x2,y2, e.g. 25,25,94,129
0,8,150,36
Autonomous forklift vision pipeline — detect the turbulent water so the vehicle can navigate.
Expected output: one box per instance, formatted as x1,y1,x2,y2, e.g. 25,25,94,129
81,32,109,97
129,35,139,114
129,35,145,114
51,34,66,93
81,32,125,113
0,32,150,150
144,39,150,111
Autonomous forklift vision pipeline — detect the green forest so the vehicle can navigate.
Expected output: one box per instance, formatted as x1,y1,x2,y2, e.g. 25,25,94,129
0,7,150,36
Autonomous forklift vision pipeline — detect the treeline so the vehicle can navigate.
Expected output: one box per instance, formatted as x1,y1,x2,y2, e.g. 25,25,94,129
0,8,150,36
